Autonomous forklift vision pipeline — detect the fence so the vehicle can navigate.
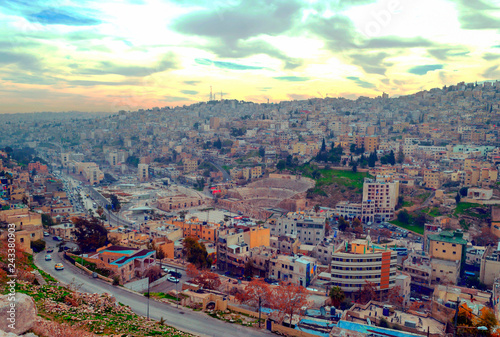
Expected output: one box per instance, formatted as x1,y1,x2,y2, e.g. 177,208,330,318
269,321,319,337
227,305,268,320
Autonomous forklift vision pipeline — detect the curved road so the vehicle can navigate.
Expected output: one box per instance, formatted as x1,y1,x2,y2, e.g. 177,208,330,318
35,244,271,337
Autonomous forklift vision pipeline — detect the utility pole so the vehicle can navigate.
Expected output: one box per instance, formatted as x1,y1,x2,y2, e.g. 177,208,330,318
176,266,179,308
259,296,262,328
147,277,150,319
453,297,460,337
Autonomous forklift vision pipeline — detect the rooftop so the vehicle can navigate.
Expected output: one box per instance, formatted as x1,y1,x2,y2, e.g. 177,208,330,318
427,230,467,245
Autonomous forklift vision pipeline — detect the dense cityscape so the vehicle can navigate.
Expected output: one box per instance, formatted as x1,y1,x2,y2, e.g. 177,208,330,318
1,80,500,336
2,0,500,336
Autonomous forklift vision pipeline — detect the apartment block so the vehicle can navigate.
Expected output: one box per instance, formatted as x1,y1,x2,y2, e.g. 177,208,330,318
138,163,149,181
183,159,198,173
269,255,317,287
362,178,399,223
267,214,326,245
329,239,397,299
423,169,442,190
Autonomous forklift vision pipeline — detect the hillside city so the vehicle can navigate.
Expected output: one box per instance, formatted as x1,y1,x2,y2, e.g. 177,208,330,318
3,81,500,336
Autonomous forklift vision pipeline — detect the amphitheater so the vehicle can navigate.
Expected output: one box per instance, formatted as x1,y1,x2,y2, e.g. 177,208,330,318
222,174,315,217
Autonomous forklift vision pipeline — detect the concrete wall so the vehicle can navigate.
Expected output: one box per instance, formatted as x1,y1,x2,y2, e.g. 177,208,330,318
75,262,113,283
270,321,318,337
124,275,169,292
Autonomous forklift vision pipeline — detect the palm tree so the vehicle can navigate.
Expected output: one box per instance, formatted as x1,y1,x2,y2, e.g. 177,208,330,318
329,286,345,308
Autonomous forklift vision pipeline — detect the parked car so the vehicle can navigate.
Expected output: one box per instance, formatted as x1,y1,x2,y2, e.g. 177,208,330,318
47,248,54,253
167,276,179,283
43,232,50,237
53,236,62,241
54,263,64,270
45,255,52,261
169,271,182,279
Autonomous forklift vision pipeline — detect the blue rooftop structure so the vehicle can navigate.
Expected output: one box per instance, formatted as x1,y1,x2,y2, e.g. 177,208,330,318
337,321,424,337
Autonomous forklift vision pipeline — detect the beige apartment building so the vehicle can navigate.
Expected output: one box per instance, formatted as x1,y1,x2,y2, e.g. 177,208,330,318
138,163,149,181
423,169,442,190
183,159,198,173
362,178,399,223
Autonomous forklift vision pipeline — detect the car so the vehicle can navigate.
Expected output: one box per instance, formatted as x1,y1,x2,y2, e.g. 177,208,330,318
47,248,54,253
53,236,62,241
54,263,64,270
43,232,50,237
45,255,52,261
167,276,179,283
169,271,182,279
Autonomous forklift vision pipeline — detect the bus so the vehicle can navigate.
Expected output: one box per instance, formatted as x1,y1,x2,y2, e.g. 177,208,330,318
391,247,408,256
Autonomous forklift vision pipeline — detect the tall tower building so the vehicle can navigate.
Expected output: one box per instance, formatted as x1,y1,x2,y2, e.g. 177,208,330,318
138,164,149,181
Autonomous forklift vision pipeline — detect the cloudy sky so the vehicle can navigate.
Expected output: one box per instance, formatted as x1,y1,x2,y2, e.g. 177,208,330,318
1,0,500,113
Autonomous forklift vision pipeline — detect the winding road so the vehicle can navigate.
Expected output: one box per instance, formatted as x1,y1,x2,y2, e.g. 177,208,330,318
35,237,272,337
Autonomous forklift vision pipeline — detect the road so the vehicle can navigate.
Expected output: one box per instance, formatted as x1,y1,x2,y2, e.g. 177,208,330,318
205,159,231,182
83,185,133,227
35,239,272,337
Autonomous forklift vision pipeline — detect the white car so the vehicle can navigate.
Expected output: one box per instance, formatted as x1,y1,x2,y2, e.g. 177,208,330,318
167,276,179,283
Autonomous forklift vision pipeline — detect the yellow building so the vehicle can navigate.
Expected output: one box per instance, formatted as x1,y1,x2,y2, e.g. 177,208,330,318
292,142,308,155
183,159,198,173
423,169,442,190
427,230,467,284
363,136,380,152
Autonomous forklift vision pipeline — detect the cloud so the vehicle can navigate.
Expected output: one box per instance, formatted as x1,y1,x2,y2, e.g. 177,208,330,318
206,40,303,69
173,0,302,44
346,76,376,89
0,51,40,70
181,90,198,95
183,80,199,85
483,53,500,61
273,76,310,82
408,64,443,75
161,96,191,102
28,9,101,26
195,58,266,71
361,36,434,49
483,65,500,79
172,0,303,68
349,52,392,75
453,0,499,11
64,79,139,86
78,53,177,76
459,12,500,29
428,48,469,60
307,15,359,52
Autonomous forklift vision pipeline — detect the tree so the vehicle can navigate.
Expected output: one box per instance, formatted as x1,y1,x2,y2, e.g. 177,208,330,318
73,217,108,253
41,213,55,227
459,187,469,197
244,259,254,278
183,237,211,268
387,285,404,308
144,266,162,283
237,279,272,308
352,218,362,228
352,163,358,172
31,239,46,253
110,194,121,212
414,214,427,227
358,280,378,304
190,270,221,290
473,227,497,246
476,307,497,332
397,149,405,164
320,138,326,152
156,245,166,269
270,282,310,326
259,146,266,158
455,193,461,204
338,217,349,231
328,286,345,308
314,204,320,213
397,210,410,225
